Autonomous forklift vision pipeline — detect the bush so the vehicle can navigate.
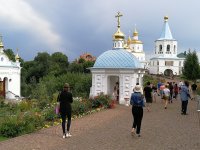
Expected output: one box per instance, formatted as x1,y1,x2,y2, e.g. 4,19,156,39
72,99,92,116
0,115,25,138
42,104,58,121
91,94,112,108
0,111,45,138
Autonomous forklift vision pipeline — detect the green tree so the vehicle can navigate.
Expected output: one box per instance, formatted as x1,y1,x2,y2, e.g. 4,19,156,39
4,49,15,61
49,52,69,76
182,50,200,81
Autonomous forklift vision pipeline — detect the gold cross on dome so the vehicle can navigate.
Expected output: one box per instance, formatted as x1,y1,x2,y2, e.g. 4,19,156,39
115,12,123,28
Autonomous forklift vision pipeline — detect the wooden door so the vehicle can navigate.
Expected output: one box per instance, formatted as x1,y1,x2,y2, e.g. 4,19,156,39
0,80,5,98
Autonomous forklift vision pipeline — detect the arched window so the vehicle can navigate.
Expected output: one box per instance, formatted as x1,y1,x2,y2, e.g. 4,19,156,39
174,45,176,53
167,45,170,51
118,42,120,47
159,45,162,51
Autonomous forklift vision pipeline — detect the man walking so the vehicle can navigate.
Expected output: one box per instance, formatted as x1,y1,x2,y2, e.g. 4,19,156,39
180,81,191,115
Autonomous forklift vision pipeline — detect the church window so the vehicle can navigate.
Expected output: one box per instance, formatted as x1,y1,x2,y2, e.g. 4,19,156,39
167,45,170,51
174,45,176,53
159,45,162,51
179,61,181,66
157,61,159,66
1,57,3,61
118,42,120,47
165,61,173,66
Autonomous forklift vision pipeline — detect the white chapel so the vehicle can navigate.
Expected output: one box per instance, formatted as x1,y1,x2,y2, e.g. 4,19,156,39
149,16,185,76
0,36,21,99
90,12,145,105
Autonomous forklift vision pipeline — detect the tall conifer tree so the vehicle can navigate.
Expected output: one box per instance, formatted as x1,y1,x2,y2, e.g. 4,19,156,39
182,50,200,81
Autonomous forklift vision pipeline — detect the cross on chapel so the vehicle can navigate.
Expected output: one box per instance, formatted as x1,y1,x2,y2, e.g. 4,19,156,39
115,12,123,28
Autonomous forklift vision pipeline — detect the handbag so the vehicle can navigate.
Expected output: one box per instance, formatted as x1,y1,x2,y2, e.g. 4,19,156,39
55,103,60,114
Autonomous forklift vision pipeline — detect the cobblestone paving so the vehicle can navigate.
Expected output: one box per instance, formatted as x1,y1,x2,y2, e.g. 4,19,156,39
0,96,200,150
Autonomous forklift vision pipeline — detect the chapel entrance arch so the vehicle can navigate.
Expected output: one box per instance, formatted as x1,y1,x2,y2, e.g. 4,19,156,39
107,76,119,101
164,69,173,77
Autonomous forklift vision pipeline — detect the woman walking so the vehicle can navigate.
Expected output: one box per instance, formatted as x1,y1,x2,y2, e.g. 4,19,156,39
57,83,73,138
130,85,145,137
163,84,170,109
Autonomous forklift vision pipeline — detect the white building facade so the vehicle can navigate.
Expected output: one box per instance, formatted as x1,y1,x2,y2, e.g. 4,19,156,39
149,16,185,76
0,36,21,99
90,12,145,105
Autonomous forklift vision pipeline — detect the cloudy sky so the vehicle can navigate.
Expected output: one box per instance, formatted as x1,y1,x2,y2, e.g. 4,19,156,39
0,0,199,61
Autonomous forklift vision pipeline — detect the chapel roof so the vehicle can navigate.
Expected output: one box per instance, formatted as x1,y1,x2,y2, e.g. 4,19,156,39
93,49,141,69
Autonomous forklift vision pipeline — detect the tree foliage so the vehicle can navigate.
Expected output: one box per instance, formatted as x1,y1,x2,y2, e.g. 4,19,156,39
182,50,200,81
20,51,94,98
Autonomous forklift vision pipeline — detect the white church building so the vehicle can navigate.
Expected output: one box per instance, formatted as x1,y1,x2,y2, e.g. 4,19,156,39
90,12,146,105
149,16,185,76
0,36,21,99
126,28,148,69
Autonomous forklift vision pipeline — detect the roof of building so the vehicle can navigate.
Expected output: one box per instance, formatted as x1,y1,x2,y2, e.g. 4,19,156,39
157,16,174,40
93,49,141,69
177,52,187,58
150,55,185,60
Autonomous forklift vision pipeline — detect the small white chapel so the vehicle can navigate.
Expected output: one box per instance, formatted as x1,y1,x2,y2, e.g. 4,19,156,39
0,35,21,99
149,16,185,76
89,12,146,105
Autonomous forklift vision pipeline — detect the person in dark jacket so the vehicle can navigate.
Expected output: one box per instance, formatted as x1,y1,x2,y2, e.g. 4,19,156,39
180,81,191,115
130,85,145,137
57,83,73,138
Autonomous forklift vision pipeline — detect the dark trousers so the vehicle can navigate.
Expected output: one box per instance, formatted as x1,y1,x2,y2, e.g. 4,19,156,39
61,112,71,134
132,106,143,134
181,100,188,114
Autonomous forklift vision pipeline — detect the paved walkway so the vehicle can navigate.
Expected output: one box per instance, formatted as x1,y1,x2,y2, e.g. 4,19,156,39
0,96,200,150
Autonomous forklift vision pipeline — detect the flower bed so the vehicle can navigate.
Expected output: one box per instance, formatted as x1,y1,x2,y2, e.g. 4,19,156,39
0,94,115,139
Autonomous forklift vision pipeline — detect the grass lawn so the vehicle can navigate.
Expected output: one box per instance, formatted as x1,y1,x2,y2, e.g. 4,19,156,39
0,136,8,141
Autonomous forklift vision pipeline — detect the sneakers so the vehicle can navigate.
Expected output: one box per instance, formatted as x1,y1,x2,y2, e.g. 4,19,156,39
62,132,72,138
66,132,72,138
63,134,66,139
131,128,135,136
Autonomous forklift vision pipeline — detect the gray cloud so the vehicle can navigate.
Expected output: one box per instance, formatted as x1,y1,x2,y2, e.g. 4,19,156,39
0,0,199,61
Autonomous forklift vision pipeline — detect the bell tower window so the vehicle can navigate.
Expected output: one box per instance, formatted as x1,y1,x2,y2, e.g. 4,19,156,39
167,45,170,51
159,45,162,51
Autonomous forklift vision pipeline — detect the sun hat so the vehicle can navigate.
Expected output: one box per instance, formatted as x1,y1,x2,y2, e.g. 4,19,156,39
134,85,141,92
64,83,70,88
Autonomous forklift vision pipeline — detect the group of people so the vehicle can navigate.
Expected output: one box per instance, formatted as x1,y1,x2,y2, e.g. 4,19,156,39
130,80,197,137
56,80,197,139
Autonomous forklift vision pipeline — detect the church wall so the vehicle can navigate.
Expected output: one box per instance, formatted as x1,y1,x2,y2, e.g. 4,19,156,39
90,69,145,105
0,67,21,99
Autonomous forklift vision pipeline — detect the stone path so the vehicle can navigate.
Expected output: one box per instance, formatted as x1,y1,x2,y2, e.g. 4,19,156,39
0,96,200,150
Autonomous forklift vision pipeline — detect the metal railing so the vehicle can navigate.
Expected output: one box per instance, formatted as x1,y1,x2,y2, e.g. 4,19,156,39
6,91,21,100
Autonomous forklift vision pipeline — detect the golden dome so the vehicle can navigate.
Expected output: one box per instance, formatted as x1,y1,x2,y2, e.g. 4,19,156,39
0,41,3,48
131,40,143,44
15,53,20,61
113,28,125,40
164,16,168,21
133,28,138,36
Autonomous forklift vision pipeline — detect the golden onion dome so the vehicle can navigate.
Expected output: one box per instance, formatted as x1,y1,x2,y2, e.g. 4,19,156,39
0,35,4,48
0,41,3,48
131,40,143,44
133,30,138,36
113,28,125,40
164,16,168,21
15,53,20,61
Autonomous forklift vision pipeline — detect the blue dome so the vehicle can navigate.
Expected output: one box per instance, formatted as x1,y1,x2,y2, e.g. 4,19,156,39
93,49,141,69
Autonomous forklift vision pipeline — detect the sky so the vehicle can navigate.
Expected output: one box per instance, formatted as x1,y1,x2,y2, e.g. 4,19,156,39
0,0,199,61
